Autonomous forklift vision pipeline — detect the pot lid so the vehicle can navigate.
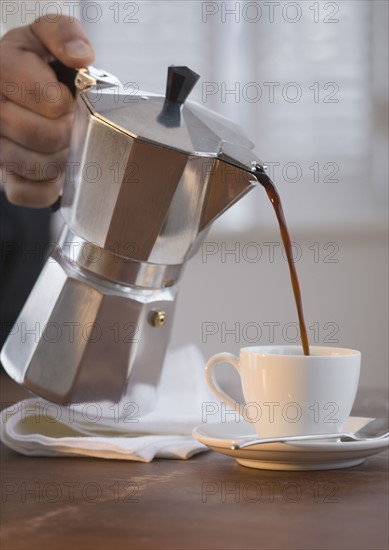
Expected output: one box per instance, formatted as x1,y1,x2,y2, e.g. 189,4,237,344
78,65,258,162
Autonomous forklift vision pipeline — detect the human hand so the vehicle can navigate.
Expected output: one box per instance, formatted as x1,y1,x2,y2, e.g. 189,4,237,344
0,15,95,207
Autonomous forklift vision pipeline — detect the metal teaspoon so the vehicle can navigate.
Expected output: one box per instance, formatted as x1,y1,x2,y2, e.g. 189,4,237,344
231,417,389,451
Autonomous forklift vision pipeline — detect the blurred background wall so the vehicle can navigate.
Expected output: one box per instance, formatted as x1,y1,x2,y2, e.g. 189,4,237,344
1,1,388,391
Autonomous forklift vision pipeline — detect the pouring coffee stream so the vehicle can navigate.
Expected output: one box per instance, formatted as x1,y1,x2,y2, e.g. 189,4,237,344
255,169,310,356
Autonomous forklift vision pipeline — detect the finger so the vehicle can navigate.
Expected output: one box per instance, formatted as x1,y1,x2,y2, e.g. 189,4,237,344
1,25,48,59
31,15,95,68
1,97,74,153
1,16,94,117
1,41,76,118
1,169,64,208
0,137,68,181
2,15,95,68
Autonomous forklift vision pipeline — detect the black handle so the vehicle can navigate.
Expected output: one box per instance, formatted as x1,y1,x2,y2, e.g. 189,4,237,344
48,61,78,212
49,59,77,98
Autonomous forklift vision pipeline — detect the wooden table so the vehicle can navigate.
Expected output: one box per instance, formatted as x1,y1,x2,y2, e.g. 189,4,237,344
1,374,388,550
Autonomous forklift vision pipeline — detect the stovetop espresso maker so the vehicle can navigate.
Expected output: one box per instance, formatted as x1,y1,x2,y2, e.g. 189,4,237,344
1,64,265,408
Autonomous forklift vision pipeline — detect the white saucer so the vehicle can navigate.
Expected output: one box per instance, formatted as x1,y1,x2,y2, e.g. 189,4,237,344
192,416,388,471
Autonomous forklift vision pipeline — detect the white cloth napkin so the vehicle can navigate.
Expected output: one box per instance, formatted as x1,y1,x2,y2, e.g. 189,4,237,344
1,345,217,462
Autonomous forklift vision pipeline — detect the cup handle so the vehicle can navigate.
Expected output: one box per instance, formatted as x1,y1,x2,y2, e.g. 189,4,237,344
205,353,245,417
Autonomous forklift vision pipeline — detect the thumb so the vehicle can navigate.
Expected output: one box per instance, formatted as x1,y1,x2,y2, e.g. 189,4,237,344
31,15,95,68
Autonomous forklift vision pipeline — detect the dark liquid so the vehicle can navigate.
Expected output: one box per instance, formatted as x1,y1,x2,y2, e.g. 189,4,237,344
256,169,310,356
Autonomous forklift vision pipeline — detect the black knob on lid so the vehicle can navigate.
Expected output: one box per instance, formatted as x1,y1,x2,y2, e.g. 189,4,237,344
158,66,200,128
164,66,200,104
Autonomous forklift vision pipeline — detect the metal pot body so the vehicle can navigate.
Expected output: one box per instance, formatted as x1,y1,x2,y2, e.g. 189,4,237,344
1,65,263,406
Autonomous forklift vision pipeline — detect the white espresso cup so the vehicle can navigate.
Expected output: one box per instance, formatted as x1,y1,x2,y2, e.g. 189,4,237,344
205,346,361,438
